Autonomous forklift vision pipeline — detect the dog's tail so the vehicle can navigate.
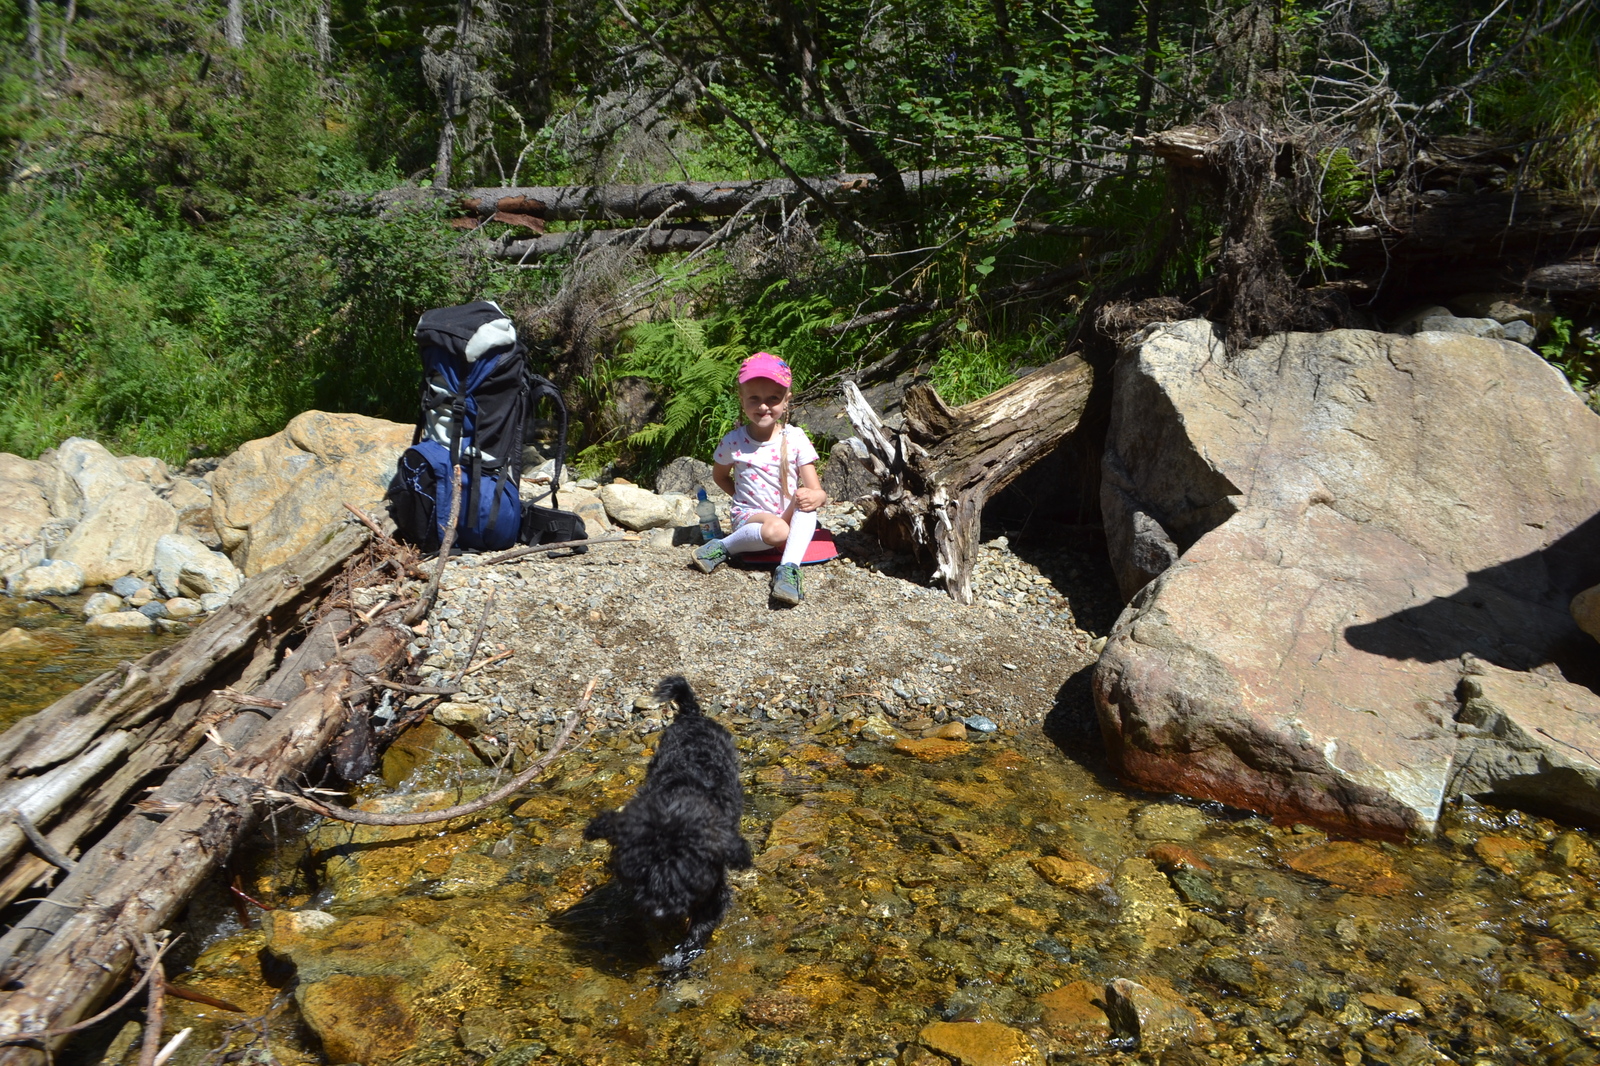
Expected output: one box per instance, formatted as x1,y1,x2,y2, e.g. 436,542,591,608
653,675,702,716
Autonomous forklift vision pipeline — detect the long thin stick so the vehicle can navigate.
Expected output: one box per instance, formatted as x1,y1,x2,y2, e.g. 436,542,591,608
0,936,178,1045
483,533,636,565
453,588,495,686
341,501,392,543
136,941,165,1066
404,465,463,626
11,811,76,871
268,679,594,827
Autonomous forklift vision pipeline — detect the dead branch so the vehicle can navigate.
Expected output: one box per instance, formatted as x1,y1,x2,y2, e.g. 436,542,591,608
454,589,496,686
404,464,463,627
482,533,637,565
135,936,165,1066
9,811,74,872
267,679,593,827
365,678,463,697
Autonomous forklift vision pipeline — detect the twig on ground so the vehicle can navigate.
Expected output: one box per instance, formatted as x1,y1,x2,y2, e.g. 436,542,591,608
266,679,595,827
341,502,393,543
461,649,513,676
10,810,76,872
453,589,496,686
483,533,637,565
366,678,463,697
404,465,463,626
150,1028,190,1066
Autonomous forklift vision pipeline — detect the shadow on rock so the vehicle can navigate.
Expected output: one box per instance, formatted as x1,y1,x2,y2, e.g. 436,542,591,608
1345,511,1600,692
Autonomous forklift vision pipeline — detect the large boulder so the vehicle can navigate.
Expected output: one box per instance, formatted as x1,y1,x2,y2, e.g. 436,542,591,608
51,438,132,511
151,533,243,598
599,482,675,530
7,559,85,598
0,454,56,579
211,412,410,575
51,481,178,587
1096,320,1600,837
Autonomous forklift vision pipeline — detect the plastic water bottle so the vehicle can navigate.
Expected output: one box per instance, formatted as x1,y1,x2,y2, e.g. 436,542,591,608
696,487,723,543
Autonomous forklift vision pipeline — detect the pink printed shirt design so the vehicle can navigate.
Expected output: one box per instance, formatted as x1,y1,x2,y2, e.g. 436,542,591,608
713,424,819,528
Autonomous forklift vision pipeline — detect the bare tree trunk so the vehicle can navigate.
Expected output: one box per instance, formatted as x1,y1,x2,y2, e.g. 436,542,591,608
311,0,330,64
845,354,1096,602
56,0,74,65
24,0,42,80
224,0,244,48
1124,0,1162,176
990,0,1038,172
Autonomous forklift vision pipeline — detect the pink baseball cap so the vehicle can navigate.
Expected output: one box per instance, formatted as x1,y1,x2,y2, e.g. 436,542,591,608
738,352,791,388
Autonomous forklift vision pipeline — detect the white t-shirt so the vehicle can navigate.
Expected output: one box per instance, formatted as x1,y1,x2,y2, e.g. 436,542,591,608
713,424,819,523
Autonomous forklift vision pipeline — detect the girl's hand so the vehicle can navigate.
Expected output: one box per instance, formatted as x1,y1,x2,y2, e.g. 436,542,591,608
794,485,827,512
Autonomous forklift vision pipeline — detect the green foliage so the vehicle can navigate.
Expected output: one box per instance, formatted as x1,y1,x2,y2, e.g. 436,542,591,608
1540,317,1600,405
928,338,1018,406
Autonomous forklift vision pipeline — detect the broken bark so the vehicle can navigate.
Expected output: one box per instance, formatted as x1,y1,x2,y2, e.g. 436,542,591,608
0,621,411,1063
845,354,1096,603
487,223,721,261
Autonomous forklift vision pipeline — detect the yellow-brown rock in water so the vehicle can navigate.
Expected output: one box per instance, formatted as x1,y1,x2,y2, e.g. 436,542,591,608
1357,993,1424,1021
744,964,868,1028
1030,856,1110,892
757,802,831,871
1285,841,1411,896
264,912,482,1066
923,721,968,740
893,736,971,762
1475,834,1538,874
1104,977,1214,1051
1037,980,1113,1046
914,1020,1044,1066
211,411,411,574
1113,858,1187,950
0,627,42,653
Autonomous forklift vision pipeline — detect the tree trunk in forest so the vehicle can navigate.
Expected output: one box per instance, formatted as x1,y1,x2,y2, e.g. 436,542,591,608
0,622,410,1063
845,354,1095,603
224,0,244,48
24,0,42,78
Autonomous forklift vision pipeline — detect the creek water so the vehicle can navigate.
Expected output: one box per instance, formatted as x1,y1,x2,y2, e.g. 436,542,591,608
148,712,1600,1066
0,593,185,733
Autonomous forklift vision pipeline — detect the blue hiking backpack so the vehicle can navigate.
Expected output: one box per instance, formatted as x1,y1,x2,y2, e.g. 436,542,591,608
392,300,579,552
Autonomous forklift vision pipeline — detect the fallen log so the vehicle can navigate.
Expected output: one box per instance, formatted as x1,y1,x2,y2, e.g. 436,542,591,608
0,619,411,1063
845,353,1095,603
486,222,721,261
368,167,1010,223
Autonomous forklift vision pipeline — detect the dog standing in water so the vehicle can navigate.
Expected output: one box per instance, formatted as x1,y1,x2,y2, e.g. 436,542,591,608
584,675,752,968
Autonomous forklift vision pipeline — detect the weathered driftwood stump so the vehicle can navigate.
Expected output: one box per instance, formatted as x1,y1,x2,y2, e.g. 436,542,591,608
845,353,1094,603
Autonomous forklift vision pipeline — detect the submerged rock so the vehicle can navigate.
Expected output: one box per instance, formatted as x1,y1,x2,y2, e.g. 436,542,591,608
913,1020,1044,1066
1104,977,1215,1050
1113,857,1187,951
1036,980,1113,1046
1096,319,1600,837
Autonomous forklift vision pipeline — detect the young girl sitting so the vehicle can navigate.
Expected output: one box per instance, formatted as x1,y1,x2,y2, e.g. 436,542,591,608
693,352,827,605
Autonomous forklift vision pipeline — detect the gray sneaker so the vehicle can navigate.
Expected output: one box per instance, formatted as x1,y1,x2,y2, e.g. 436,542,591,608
770,562,803,605
693,540,730,573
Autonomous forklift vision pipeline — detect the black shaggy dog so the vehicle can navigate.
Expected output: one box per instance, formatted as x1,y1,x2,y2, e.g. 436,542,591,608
584,675,752,968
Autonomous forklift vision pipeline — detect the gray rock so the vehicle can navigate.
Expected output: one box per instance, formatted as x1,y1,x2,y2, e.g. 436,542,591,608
1449,656,1600,820
8,559,85,597
152,533,243,598
655,456,722,498
1502,320,1537,345
1409,312,1507,340
86,610,155,632
51,481,177,586
199,592,232,613
1096,319,1600,837
138,600,170,620
53,438,133,510
599,483,675,530
111,576,145,597
164,597,203,619
820,438,883,504
83,592,124,617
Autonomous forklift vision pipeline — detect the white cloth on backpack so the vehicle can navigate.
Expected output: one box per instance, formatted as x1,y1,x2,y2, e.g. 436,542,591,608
464,317,517,362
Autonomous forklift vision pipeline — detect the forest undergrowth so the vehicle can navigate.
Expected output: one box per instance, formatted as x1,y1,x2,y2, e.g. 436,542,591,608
1,0,1595,473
